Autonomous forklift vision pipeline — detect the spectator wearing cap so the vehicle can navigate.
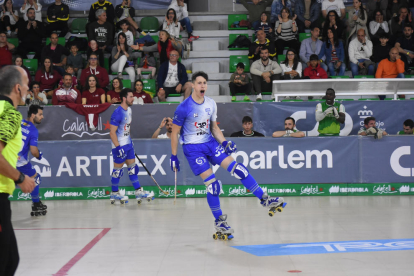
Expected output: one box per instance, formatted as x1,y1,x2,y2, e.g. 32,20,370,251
303,54,328,79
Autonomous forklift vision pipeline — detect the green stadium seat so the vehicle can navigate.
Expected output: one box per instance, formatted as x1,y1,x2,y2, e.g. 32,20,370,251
168,94,181,97
142,79,156,97
228,14,248,30
329,76,350,79
358,98,379,100
384,98,404,100
404,75,414,78
308,99,322,101
140,17,159,32
278,55,286,62
71,18,87,34
282,99,304,102
336,99,354,101
252,33,256,42
299,33,311,42
23,59,38,75
103,58,110,72
229,55,250,73
111,72,128,75
46,37,66,46
354,75,374,78
7,38,18,47
228,34,249,50
262,92,272,95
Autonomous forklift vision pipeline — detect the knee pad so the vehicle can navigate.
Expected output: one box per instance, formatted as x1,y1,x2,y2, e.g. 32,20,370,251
128,163,139,176
111,168,124,179
228,162,249,180
204,174,222,196
34,174,41,186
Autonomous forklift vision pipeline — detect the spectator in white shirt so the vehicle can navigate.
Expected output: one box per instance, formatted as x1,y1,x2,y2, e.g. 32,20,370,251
322,0,346,20
20,0,42,22
348,29,374,77
163,8,184,57
369,9,389,46
168,0,199,42
280,48,302,79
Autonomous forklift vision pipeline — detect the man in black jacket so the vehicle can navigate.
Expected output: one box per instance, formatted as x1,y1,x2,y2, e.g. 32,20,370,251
230,116,265,137
16,8,46,60
88,0,115,24
45,0,69,37
41,32,70,76
88,9,114,53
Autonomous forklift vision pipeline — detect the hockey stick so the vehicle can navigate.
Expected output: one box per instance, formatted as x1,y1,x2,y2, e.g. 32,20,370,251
174,169,177,205
135,154,169,195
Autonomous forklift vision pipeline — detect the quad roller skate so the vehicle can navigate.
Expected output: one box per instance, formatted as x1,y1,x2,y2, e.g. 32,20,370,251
30,201,47,216
260,193,287,217
213,214,234,241
110,191,129,205
135,188,155,205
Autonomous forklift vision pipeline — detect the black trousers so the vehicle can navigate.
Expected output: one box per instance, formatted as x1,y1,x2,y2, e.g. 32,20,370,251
252,74,280,94
0,194,19,276
275,39,301,56
45,21,68,37
229,82,252,96
16,43,43,60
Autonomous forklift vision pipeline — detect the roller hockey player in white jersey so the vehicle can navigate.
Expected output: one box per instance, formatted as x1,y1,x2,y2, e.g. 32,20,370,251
109,88,154,205
170,72,287,241
16,105,47,216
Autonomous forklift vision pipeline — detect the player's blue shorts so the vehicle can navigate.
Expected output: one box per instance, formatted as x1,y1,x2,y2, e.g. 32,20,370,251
17,162,37,177
183,139,228,176
112,143,135,164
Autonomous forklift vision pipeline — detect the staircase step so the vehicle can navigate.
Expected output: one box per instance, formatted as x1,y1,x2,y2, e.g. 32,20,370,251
192,62,220,73
193,21,220,30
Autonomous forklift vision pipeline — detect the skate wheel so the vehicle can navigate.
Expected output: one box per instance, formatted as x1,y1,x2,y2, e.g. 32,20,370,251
42,211,47,215
110,200,115,205
213,234,218,240
147,198,151,202
276,207,283,212
221,235,228,241
34,212,39,216
120,200,124,204
269,211,274,217
30,212,34,216
137,200,142,205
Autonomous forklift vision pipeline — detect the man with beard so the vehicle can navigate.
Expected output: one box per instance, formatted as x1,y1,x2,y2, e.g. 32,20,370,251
398,119,414,135
272,117,305,137
52,74,82,105
17,105,47,216
16,8,46,60
358,116,388,139
395,25,414,72
152,117,174,139
315,88,345,136
230,116,265,137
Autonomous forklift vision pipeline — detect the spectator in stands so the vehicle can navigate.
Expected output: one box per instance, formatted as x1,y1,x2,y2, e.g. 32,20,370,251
295,0,321,33
369,9,390,46
67,44,84,80
303,54,328,78
270,0,293,24
387,0,409,20
52,73,82,105
45,0,69,37
14,56,31,87
322,10,344,40
133,80,153,104
239,0,273,29
152,117,173,139
347,0,369,43
58,65,78,89
0,31,14,68
115,0,139,35
254,12,273,39
300,26,328,71
86,40,105,69
27,81,48,105
275,8,300,55
88,0,115,25
82,75,106,104
390,6,413,43
375,47,405,79
157,30,175,65
41,32,70,76
137,52,156,80
249,29,276,62
169,0,199,42
157,50,192,102
107,77,123,104
111,32,135,81
15,8,45,60
358,116,387,138
88,9,114,53
230,116,265,137
281,48,302,79
322,0,346,20
366,0,387,21
315,88,345,136
0,0,19,37
80,53,109,89
272,117,305,137
163,8,185,58
349,29,374,77
116,20,134,46
372,33,391,67
319,28,345,76
250,47,282,101
20,0,42,22
395,25,414,72
35,57,62,98
229,62,252,102
398,119,414,134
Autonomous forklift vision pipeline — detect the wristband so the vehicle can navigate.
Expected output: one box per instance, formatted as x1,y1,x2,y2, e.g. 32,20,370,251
408,52,410,55
15,172,25,185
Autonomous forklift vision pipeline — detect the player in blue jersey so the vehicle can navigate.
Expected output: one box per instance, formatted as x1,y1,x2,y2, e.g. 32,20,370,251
109,88,154,205
170,72,287,240
17,105,47,216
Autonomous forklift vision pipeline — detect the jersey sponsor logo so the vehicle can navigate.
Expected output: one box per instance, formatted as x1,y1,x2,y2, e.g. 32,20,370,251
193,113,198,117
205,108,211,115
195,120,210,136
228,186,252,196
195,157,206,165
62,117,110,138
87,188,110,199
300,185,324,195
399,185,410,193
373,185,397,194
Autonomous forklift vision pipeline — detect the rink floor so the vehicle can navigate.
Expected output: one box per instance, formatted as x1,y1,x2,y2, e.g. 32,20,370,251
11,196,414,276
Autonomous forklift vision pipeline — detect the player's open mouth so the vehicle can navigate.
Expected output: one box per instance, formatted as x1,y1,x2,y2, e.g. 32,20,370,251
200,90,205,94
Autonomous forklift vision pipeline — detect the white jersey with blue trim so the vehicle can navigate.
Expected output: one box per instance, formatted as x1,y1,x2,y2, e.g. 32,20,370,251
173,96,217,144
110,106,132,148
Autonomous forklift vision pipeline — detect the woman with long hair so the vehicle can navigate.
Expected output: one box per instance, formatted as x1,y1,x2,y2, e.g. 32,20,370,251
80,53,109,89
163,8,186,58
0,0,19,36
111,32,135,81
319,28,346,76
14,55,31,87
347,0,369,42
35,57,62,98
132,79,153,104
280,48,302,79
107,77,124,104
275,8,300,55
322,10,344,41
82,75,106,104
158,30,175,64
369,9,389,45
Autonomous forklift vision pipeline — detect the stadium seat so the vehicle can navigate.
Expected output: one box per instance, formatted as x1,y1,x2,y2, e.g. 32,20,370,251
138,34,159,44
46,37,66,46
7,38,18,47
103,58,110,72
23,59,38,75
228,34,249,50
140,17,159,32
308,99,322,101
329,76,350,79
228,14,248,30
354,75,374,78
404,75,414,78
71,18,87,34
229,55,250,73
159,101,180,104
281,99,304,102
136,57,158,75
384,98,405,100
336,99,354,101
299,33,311,42
262,92,272,95
111,71,128,75
278,55,286,62
142,79,156,97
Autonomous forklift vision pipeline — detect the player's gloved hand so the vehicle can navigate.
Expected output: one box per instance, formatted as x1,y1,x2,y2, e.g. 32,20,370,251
222,141,237,155
170,154,180,172
332,107,339,119
115,146,126,159
324,106,334,116
375,129,384,139
283,130,292,137
36,151,43,160
366,127,377,135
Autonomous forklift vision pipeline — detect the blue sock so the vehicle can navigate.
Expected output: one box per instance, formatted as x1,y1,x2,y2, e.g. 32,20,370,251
31,185,40,203
227,161,264,199
129,174,141,190
111,177,120,192
204,174,223,220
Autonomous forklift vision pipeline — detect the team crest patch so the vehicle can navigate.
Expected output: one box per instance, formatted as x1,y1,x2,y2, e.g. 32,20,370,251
196,157,207,165
194,113,198,117
205,108,211,115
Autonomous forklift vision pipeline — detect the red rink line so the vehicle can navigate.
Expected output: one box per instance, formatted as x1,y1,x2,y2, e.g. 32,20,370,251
16,228,111,276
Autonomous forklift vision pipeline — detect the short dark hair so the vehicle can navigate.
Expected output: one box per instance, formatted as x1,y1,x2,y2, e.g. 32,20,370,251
65,64,73,70
260,47,269,54
63,73,73,79
26,7,35,14
119,19,129,26
70,44,78,49
0,66,24,96
28,105,43,118
404,24,413,30
236,62,245,69
404,119,414,128
310,25,320,31
310,54,319,61
379,32,389,39
31,81,40,89
192,71,208,82
364,116,376,125
326,88,335,94
285,117,295,125
50,32,58,38
120,88,133,101
242,116,252,124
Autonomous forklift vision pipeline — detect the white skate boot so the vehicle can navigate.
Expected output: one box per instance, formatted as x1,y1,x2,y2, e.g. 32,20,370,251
135,188,155,204
213,214,234,241
260,192,287,217
110,191,129,205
